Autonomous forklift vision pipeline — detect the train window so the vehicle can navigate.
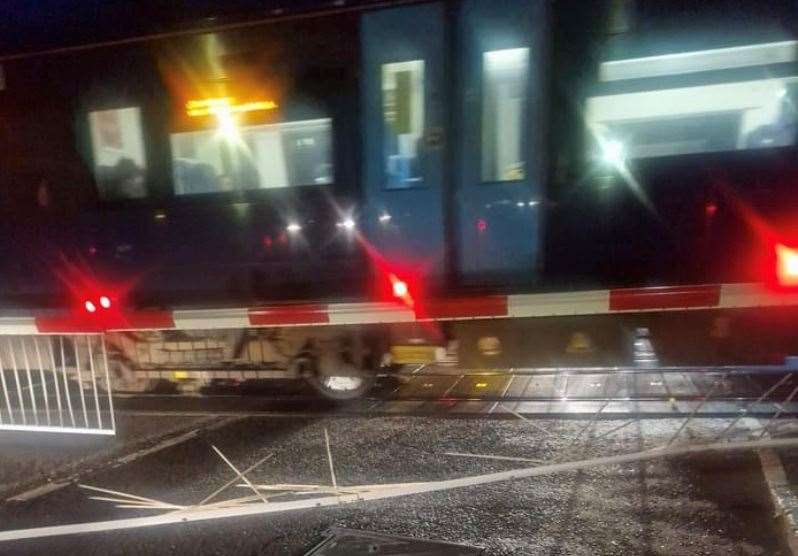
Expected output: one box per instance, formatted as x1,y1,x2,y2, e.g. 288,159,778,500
88,107,147,200
170,118,333,194
587,41,798,161
481,48,528,182
382,60,425,189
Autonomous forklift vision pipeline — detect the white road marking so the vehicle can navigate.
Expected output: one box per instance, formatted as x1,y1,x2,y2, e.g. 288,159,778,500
112,416,239,468
745,416,798,555
3,416,238,504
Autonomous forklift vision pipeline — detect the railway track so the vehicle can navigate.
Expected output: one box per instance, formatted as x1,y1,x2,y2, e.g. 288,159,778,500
113,364,798,419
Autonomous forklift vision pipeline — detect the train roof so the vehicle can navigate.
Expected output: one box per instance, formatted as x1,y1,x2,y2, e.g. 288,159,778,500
0,0,413,60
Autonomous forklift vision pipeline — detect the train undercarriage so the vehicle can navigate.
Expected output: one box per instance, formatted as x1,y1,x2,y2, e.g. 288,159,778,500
101,304,798,400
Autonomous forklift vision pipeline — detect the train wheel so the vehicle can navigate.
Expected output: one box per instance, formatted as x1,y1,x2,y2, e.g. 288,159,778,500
307,371,375,400
308,373,374,400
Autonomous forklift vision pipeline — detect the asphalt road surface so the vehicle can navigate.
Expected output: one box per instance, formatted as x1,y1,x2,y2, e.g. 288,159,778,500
0,413,792,555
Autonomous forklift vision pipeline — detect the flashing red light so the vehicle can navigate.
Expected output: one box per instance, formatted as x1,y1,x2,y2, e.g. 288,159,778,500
388,273,413,308
84,300,97,313
476,218,487,233
705,202,717,218
99,295,111,309
777,244,798,287
392,279,409,298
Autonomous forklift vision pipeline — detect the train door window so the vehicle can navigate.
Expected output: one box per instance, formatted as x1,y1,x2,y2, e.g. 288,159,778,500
382,60,425,189
88,107,147,200
481,48,528,182
587,42,798,161
170,117,333,195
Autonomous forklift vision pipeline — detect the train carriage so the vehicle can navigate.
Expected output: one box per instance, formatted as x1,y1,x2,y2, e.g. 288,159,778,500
1,0,798,399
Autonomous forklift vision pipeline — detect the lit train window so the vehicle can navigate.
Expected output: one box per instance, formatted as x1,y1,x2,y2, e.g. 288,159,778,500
88,107,147,200
587,40,798,161
170,118,333,194
482,48,528,182
382,60,424,189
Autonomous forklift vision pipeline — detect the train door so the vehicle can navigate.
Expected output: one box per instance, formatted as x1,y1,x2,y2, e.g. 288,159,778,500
361,3,448,287
453,0,548,286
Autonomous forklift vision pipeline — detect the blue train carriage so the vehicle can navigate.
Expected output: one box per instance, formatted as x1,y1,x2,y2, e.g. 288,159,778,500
0,0,797,399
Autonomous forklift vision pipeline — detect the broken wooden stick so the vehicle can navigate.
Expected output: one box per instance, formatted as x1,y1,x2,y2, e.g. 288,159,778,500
323,428,338,493
14,436,798,543
443,452,541,464
198,451,274,506
79,484,173,508
210,445,271,505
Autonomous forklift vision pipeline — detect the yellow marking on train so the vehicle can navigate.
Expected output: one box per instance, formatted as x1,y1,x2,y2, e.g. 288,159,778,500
566,332,593,354
173,370,189,380
391,345,437,364
475,382,488,388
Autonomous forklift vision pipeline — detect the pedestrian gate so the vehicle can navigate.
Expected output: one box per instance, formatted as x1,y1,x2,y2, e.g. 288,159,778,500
0,335,115,435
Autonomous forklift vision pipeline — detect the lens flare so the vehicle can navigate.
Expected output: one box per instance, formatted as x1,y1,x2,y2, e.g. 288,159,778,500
777,244,798,287
392,279,409,298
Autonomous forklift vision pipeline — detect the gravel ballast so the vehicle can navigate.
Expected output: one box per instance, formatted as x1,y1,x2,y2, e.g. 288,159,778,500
0,415,790,555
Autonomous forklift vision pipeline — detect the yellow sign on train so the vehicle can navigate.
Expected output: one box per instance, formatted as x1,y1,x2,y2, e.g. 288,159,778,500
391,345,437,364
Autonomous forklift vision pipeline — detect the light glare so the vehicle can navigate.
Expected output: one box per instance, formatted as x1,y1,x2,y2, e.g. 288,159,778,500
777,244,798,286
602,140,625,165
336,218,356,231
392,279,408,298
186,97,278,117
215,107,238,140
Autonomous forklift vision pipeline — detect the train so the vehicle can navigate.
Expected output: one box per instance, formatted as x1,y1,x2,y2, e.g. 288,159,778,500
1,0,798,398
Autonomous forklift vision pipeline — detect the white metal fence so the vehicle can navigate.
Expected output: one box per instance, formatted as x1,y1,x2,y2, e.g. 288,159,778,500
0,335,115,435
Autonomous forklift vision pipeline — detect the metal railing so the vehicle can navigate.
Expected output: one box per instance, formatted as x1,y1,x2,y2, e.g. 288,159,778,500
0,335,115,435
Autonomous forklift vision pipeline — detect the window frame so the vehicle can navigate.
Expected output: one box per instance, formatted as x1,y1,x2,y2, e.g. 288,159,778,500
168,116,336,197
380,58,429,191
479,46,530,185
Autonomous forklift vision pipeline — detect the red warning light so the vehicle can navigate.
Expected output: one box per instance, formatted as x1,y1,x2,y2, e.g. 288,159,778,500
777,244,798,287
388,273,413,308
476,218,487,233
99,295,111,309
392,279,408,298
84,300,97,313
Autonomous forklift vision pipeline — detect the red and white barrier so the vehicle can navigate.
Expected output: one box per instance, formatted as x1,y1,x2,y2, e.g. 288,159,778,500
1,282,798,335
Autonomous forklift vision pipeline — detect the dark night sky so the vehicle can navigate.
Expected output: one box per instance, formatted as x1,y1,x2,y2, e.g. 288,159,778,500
0,0,794,57
0,0,377,56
